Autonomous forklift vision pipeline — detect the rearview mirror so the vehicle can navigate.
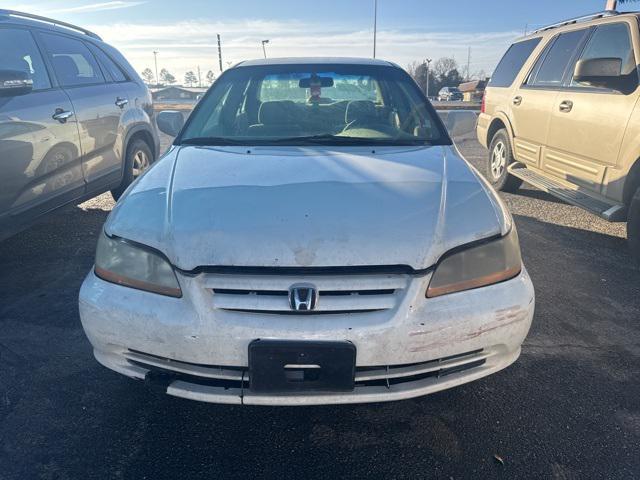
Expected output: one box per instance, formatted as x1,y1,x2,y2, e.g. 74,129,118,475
0,70,33,97
157,110,184,137
441,110,477,138
299,76,334,88
573,57,623,90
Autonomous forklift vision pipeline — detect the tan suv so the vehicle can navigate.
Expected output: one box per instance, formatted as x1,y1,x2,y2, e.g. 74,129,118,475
477,10,640,261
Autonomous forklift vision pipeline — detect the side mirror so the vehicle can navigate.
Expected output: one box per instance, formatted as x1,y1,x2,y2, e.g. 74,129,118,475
441,110,477,137
573,57,623,90
0,70,33,97
157,110,184,137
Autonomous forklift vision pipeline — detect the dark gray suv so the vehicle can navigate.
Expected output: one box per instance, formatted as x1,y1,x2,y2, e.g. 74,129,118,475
0,10,159,240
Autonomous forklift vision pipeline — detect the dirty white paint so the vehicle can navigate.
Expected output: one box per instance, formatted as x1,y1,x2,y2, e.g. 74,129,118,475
105,144,507,271
80,139,536,405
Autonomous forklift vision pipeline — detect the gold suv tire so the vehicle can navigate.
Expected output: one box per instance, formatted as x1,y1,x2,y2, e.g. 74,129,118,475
487,129,523,193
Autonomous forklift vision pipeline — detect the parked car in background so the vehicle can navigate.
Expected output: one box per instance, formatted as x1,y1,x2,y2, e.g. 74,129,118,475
477,10,640,262
80,58,535,406
437,86,463,101
0,10,159,241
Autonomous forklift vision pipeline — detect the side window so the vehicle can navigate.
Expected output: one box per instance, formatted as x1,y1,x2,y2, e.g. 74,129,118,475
0,28,51,90
489,37,541,88
571,23,637,87
41,33,104,87
527,29,589,87
89,44,128,83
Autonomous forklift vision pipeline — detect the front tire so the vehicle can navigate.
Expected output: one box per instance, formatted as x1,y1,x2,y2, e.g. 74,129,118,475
487,129,523,193
111,138,153,201
628,187,640,263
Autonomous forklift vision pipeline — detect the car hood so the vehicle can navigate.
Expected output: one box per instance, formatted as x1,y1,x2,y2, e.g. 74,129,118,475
105,145,508,271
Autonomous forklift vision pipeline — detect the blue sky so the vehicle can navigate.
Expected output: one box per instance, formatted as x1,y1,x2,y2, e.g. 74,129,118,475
5,0,635,83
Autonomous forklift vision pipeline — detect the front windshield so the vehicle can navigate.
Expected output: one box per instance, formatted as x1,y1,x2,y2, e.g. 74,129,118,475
179,63,449,146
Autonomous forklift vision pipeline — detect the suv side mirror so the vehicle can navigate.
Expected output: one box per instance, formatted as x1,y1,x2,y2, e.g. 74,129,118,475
157,110,184,137
573,57,623,90
0,70,33,97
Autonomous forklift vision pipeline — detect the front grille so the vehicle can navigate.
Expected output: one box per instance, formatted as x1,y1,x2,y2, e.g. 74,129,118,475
204,273,409,314
125,349,487,391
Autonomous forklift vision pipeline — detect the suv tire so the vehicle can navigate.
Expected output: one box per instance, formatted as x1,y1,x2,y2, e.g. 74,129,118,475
111,138,153,201
628,187,640,263
487,129,523,193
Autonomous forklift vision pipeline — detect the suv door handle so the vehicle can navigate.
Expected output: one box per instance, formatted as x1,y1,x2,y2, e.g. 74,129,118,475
513,96,522,106
559,100,573,113
115,97,129,108
52,108,74,123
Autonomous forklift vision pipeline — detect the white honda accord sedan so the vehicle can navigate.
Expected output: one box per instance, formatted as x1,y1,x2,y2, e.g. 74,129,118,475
79,58,534,406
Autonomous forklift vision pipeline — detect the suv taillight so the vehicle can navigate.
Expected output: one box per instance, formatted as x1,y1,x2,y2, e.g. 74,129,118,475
481,92,486,114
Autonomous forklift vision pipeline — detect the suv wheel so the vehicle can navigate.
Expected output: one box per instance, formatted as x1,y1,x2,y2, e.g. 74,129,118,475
111,138,153,201
628,187,640,264
487,129,523,193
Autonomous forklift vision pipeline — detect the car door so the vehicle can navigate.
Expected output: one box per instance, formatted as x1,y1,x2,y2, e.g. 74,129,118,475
510,28,590,169
38,32,128,191
0,27,83,233
544,21,640,194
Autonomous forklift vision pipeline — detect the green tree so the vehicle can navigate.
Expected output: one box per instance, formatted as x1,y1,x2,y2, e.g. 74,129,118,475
206,70,216,85
184,71,198,87
141,68,154,85
159,68,176,85
406,61,435,97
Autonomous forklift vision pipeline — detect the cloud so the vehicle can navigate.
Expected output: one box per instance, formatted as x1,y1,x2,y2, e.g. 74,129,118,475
49,1,146,14
5,1,146,14
2,2,518,81
86,19,519,81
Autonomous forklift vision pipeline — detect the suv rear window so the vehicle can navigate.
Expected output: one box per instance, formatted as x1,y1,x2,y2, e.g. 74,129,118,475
489,38,541,87
89,45,128,83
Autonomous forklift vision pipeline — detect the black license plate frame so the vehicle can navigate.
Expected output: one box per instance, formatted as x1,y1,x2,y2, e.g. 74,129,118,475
248,340,356,394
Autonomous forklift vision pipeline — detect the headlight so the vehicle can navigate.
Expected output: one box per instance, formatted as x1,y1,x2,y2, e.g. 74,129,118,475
94,231,182,298
426,227,522,298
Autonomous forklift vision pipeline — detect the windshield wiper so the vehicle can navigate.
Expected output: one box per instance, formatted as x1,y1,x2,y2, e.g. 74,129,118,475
180,137,246,146
265,134,427,146
179,134,431,147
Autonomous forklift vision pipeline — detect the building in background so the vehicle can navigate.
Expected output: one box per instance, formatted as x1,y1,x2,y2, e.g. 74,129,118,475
458,79,489,102
151,86,208,104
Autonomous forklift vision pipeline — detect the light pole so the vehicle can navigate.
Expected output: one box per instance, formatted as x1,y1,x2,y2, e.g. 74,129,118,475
425,58,432,99
262,39,270,59
152,50,159,86
373,0,378,58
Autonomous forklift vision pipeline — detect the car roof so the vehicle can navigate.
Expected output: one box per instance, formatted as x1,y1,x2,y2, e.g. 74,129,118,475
0,9,102,40
515,10,640,42
236,57,399,68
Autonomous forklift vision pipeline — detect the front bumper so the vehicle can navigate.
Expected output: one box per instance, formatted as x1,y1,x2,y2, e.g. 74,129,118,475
79,267,535,405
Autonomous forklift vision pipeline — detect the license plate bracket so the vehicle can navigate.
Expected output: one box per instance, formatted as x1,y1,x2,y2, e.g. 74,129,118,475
248,340,356,393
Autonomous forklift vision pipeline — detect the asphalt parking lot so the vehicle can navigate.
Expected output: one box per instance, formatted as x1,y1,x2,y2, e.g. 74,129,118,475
1,130,639,479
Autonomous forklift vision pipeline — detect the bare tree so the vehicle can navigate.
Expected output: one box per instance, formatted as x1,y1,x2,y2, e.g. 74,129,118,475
407,57,465,96
206,70,216,85
433,58,458,79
